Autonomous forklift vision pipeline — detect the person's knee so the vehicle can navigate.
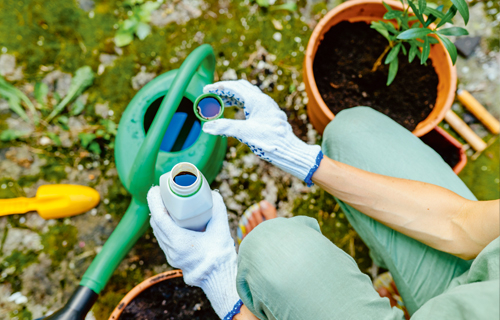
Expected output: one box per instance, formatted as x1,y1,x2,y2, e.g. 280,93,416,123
237,216,322,285
239,216,321,256
236,216,328,316
322,107,387,156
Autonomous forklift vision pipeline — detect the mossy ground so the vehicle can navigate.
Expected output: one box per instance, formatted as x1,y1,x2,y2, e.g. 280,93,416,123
0,0,498,319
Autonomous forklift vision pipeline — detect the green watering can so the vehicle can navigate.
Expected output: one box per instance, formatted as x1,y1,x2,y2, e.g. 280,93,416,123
41,44,227,320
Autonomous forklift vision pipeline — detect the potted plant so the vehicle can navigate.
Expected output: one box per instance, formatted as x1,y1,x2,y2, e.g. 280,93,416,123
304,0,469,137
109,270,219,320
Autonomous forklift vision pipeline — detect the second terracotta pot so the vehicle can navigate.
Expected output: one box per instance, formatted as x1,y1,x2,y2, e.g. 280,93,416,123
304,0,457,136
108,270,183,320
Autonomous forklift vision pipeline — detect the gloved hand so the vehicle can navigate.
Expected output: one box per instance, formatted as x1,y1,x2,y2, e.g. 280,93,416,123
202,79,323,186
148,187,241,319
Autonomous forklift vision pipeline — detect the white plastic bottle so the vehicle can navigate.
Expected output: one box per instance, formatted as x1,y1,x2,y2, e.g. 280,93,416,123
159,162,213,231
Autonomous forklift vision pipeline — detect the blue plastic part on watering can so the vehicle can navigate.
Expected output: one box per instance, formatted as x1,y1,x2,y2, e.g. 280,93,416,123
159,113,201,152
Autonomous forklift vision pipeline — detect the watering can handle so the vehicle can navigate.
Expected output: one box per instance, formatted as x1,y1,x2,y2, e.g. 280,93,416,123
128,44,216,201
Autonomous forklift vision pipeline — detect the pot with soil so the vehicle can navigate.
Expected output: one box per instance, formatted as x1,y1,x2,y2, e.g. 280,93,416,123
304,0,458,136
420,126,467,174
109,270,219,320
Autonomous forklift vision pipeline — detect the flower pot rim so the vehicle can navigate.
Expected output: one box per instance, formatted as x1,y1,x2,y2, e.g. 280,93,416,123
304,0,457,137
431,126,467,174
108,269,183,320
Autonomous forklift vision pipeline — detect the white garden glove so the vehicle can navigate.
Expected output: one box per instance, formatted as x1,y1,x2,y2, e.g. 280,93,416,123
202,79,323,186
148,187,242,319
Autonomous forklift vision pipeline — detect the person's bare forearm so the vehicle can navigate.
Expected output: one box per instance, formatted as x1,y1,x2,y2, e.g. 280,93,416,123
312,156,499,259
234,305,259,320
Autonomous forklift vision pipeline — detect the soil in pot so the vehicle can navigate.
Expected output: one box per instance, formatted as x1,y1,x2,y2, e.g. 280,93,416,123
313,21,439,132
119,277,219,320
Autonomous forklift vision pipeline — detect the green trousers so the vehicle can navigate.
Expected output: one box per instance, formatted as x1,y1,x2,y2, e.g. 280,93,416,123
236,107,499,320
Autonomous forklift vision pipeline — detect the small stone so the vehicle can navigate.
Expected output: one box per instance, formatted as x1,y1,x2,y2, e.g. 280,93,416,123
94,102,110,119
8,292,28,304
272,19,283,30
454,36,481,58
221,68,238,81
273,32,282,42
0,54,16,76
462,113,478,124
131,70,156,90
39,136,52,146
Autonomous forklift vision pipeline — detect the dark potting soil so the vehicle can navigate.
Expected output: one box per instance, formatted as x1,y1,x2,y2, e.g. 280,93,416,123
119,277,219,320
313,21,439,132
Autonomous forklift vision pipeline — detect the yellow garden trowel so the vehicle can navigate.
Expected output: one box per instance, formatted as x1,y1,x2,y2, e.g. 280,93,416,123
0,184,100,219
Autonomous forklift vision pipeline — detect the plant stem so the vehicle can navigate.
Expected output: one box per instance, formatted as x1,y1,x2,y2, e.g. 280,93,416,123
371,44,392,72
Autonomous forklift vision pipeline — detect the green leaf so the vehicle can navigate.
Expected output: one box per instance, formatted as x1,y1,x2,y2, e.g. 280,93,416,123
418,0,427,14
88,141,101,155
421,36,430,64
385,42,402,64
424,7,445,19
411,21,422,28
384,11,402,20
46,132,62,146
0,76,38,124
70,99,85,116
437,5,457,28
387,57,399,86
122,18,139,31
256,0,269,8
381,21,399,35
270,2,297,12
401,44,407,55
34,82,49,109
79,132,97,148
101,119,118,136
114,31,134,47
437,34,458,64
450,0,469,24
408,1,425,25
140,1,161,14
45,66,95,123
409,43,418,62
382,1,392,11
135,22,151,40
0,129,29,141
437,27,469,36
428,36,439,44
397,28,432,39
371,21,391,41
424,12,438,27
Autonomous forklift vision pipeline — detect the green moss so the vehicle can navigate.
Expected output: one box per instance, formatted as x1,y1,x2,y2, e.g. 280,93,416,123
0,249,39,292
0,178,23,198
10,307,32,320
92,265,150,319
104,179,131,218
39,161,67,182
40,223,78,265
91,290,124,320
459,139,500,201
292,188,373,273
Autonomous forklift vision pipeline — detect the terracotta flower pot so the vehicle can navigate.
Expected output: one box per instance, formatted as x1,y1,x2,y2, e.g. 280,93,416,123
420,126,467,174
108,270,183,320
304,0,457,136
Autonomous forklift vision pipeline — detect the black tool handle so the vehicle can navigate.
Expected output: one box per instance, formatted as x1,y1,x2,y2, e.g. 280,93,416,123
36,286,98,320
